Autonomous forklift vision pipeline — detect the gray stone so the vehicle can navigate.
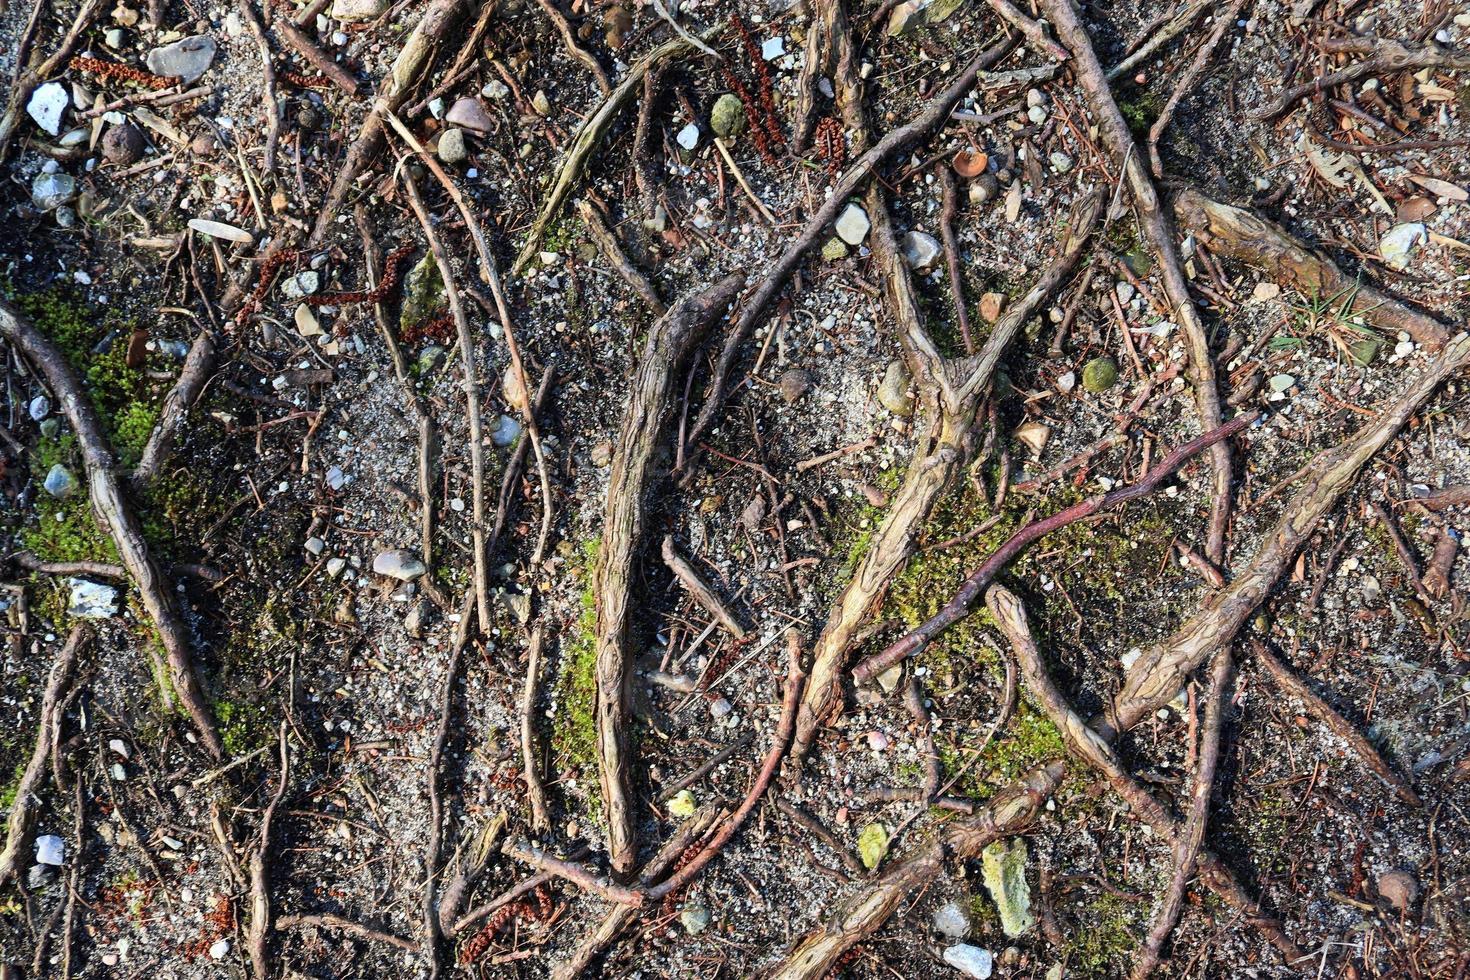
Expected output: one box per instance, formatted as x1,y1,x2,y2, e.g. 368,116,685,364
680,903,711,935
418,344,447,375
404,599,433,637
1267,373,1296,393
26,82,69,136
280,271,320,299
68,579,119,619
490,414,522,448
779,368,812,404
43,464,77,498
29,395,51,421
710,93,746,138
445,97,494,133
105,27,127,47
28,864,57,890
901,230,941,271
305,536,326,556
325,465,347,491
330,0,387,21
932,900,972,939
400,254,445,329
36,835,65,866
942,944,994,979
373,550,427,581
146,35,217,84
676,122,700,150
32,172,76,210
437,127,468,164
835,202,870,245
877,360,914,417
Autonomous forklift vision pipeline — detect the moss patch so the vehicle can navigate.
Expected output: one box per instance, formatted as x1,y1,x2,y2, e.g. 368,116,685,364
552,538,601,805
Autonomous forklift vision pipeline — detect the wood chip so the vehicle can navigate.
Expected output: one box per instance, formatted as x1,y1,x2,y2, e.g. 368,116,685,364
188,218,254,243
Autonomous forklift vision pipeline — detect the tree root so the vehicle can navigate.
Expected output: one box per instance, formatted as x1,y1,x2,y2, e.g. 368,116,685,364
1043,0,1234,565
988,584,1305,966
1145,0,1246,177
594,275,745,877
1172,188,1451,349
513,31,715,273
980,0,1068,61
1249,639,1420,806
275,913,417,950
577,199,666,315
661,535,747,639
308,0,466,247
1,298,224,757
501,839,647,905
1253,37,1470,121
424,596,476,977
247,723,290,980
1132,645,1232,979
1113,332,1470,734
533,0,610,95
0,626,86,889
854,414,1254,686
272,10,360,96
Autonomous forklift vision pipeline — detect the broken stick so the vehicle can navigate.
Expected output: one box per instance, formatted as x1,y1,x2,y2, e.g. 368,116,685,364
661,535,748,639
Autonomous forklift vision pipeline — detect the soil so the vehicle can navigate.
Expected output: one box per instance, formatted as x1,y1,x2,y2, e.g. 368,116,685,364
2,0,1469,977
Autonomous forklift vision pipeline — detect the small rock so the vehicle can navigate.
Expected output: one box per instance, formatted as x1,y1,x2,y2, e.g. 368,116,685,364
190,132,219,157
877,360,914,417
943,944,994,979
979,292,1005,323
969,174,999,205
491,414,522,447
373,550,427,582
27,82,69,136
821,237,850,261
326,557,347,578
866,730,890,751
68,579,119,618
603,5,632,48
1377,870,1419,911
709,696,733,719
146,35,217,83
29,395,51,420
502,363,528,411
44,463,77,498
326,465,347,491
1267,373,1295,393
590,441,613,467
761,36,784,59
668,789,698,818
1049,152,1073,173
418,344,447,375
280,271,320,299
680,903,712,935
305,536,326,556
933,900,972,939
330,0,387,20
901,230,942,271
710,93,746,138
32,172,76,210
1013,420,1050,455
1251,281,1281,302
404,599,432,636
294,304,322,337
1115,281,1136,305
113,2,140,25
835,202,870,245
875,663,903,693
36,835,65,866
1082,356,1118,393
208,938,230,960
981,838,1035,937
445,97,494,133
676,122,701,151
102,122,146,165
779,368,812,404
401,254,445,328
886,0,922,34
1379,222,1426,271
108,738,130,759
437,127,468,164
1056,370,1076,393
1027,104,1048,125
531,90,551,116
1348,336,1380,366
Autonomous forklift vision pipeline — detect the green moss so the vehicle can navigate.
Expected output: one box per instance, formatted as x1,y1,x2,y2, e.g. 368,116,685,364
213,697,272,758
0,760,27,810
1118,88,1165,138
1063,891,1143,974
552,538,601,802
23,433,120,565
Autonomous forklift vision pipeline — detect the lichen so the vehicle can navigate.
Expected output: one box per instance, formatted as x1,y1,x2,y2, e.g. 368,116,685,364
552,538,601,808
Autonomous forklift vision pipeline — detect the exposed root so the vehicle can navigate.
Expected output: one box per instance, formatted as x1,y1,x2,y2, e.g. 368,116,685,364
1145,0,1247,177
661,535,748,639
247,723,290,980
424,596,476,977
1,298,224,757
594,275,746,877
1253,37,1470,121
275,913,417,950
980,0,1068,61
577,198,667,315
533,0,611,95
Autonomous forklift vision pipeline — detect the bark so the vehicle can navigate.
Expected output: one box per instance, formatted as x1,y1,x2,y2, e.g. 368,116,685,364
595,275,745,878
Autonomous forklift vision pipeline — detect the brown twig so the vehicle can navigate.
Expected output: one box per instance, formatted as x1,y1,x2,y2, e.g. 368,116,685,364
1250,640,1420,806
1253,37,1470,120
502,839,646,905
854,414,1256,685
1,299,223,757
275,913,417,950
577,199,666,315
0,627,86,889
1043,0,1234,565
937,166,975,354
271,12,360,96
238,0,283,174
520,628,550,833
594,275,745,877
981,0,1068,60
1132,646,1232,978
533,0,611,94
661,536,748,639
247,723,290,980
424,595,475,977
1146,0,1247,177
774,800,864,876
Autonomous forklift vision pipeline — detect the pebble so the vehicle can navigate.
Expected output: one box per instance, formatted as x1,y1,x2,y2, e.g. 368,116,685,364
281,271,320,299
1026,104,1048,125
1013,420,1050,455
979,291,1004,323
102,122,146,165
491,414,522,447
968,173,999,205
1049,152,1073,173
295,304,322,337
1082,356,1119,393
877,360,914,416
68,579,119,618
531,90,550,116
44,463,77,498
437,127,468,164
590,441,613,467
305,536,326,556
32,172,76,210
330,0,387,21
761,36,785,59
326,465,347,491
1251,281,1281,302
326,557,347,578
1266,373,1295,393
108,738,130,759
779,368,812,404
821,237,849,261
1379,222,1426,271
933,900,972,939
146,35,217,83
26,82,69,136
373,550,427,581
1377,870,1419,911
36,835,65,866
1056,370,1076,393
835,202,871,245
445,97,494,133
29,395,51,420
709,697,733,719
667,789,698,818
710,93,746,138
209,938,230,960
105,27,126,47
942,944,994,979
901,230,942,272
680,903,712,935
866,730,890,751
676,122,700,151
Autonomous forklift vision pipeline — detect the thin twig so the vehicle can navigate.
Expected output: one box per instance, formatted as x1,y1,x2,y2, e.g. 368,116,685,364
520,628,550,833
533,0,611,94
661,536,748,639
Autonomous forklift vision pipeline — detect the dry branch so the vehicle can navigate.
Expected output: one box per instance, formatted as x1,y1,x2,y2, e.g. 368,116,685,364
247,723,290,980
131,326,215,489
520,628,551,833
533,0,610,94
502,839,647,904
577,199,667,315
1173,189,1450,349
1250,639,1420,806
594,275,745,877
272,12,360,96
0,626,86,890
424,596,475,977
1113,333,1470,734
661,535,747,639
275,913,417,950
1253,37,1470,120
1043,0,1234,564
988,584,1304,964
854,414,1255,686
980,0,1068,61
1,298,223,757
238,0,282,175
308,0,466,247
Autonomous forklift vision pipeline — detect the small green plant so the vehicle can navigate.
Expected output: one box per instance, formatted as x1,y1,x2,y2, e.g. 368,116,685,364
1286,281,1383,365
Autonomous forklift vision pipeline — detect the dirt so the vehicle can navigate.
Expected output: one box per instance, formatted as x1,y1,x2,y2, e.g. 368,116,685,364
2,0,1469,977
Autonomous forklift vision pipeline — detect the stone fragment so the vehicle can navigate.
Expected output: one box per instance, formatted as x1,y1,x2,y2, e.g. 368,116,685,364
981,838,1035,937
373,550,427,581
68,579,119,619
146,35,217,83
27,82,69,136
835,202,870,245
